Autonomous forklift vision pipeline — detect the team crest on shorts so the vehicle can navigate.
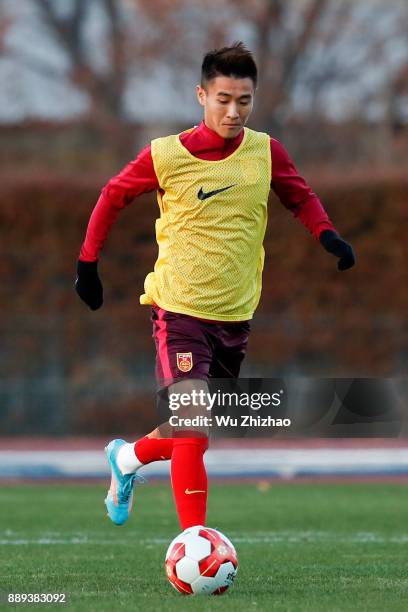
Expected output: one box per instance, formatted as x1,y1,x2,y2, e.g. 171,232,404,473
176,352,193,372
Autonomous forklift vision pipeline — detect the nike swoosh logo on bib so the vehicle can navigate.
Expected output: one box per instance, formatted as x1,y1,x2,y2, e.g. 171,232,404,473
197,184,236,200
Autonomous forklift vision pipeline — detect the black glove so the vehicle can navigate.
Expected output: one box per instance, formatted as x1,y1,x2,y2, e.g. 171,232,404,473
75,260,103,310
319,230,355,271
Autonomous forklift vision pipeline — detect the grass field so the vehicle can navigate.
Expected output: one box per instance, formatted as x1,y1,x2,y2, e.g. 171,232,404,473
0,482,407,611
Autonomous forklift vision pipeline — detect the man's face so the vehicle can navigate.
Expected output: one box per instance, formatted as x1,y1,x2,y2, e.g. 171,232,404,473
196,75,255,139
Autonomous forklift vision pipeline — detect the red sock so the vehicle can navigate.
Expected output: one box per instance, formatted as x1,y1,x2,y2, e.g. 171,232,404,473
170,437,208,530
134,436,174,465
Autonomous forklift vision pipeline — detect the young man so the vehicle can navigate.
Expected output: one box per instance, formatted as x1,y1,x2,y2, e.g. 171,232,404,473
76,43,355,529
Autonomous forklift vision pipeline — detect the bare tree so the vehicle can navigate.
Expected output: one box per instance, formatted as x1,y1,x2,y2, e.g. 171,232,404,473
1,0,406,163
34,0,131,157
229,0,349,136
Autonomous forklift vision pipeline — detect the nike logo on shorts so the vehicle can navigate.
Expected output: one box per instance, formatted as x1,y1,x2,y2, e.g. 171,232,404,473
197,185,236,200
184,488,206,495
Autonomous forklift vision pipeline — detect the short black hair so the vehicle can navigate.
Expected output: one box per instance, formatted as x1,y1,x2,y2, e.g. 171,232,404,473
201,41,257,89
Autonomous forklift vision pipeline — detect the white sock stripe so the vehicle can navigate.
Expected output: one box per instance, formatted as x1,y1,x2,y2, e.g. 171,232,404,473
116,442,143,475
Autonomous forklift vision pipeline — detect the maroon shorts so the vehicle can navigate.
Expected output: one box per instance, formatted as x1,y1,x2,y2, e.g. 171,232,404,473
151,306,250,388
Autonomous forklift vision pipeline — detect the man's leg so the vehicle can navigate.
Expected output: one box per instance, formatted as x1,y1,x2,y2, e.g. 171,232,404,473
108,382,210,528
208,320,250,379
105,426,177,526
168,378,210,530
115,433,174,474
150,307,213,528
118,376,209,471
105,307,212,527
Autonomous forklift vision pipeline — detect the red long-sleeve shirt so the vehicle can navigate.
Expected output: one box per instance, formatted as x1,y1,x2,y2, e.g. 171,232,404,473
80,121,335,261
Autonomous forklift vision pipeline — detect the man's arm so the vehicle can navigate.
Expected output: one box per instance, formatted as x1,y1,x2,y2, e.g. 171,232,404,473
75,144,159,310
270,138,355,270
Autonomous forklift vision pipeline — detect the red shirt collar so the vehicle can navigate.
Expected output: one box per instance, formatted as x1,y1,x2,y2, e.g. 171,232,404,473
179,121,244,160
197,120,244,148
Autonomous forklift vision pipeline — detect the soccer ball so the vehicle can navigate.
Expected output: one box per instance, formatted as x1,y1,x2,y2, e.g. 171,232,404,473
164,525,238,595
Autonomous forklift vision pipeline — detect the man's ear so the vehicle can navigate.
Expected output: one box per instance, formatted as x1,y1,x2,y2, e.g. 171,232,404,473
196,84,206,107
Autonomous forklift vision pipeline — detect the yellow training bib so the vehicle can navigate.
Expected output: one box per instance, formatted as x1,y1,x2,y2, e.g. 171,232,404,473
140,126,271,321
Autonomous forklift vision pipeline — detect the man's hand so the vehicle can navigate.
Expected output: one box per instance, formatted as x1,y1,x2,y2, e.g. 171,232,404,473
75,260,103,310
319,230,356,271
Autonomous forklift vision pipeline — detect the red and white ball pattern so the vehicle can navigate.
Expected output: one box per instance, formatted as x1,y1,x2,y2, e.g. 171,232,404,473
165,526,238,595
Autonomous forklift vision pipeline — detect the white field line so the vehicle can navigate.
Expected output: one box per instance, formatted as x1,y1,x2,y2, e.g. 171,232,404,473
1,531,408,546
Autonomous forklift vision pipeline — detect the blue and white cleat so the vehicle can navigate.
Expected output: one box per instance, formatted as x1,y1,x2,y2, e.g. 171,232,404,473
104,439,143,526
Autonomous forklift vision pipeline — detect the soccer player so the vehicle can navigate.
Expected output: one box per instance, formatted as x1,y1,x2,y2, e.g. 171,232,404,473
76,42,355,529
